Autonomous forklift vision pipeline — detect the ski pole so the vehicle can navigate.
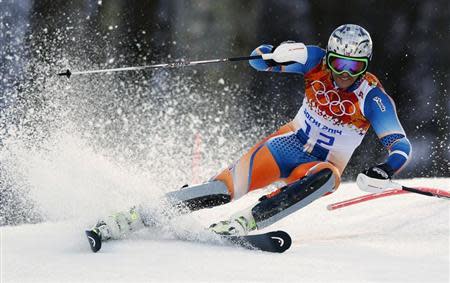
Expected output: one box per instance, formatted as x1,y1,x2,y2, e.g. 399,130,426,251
57,53,275,78
400,185,450,198
390,181,450,199
327,186,449,211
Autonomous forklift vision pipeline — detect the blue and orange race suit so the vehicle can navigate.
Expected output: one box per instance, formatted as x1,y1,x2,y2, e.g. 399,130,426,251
213,44,412,199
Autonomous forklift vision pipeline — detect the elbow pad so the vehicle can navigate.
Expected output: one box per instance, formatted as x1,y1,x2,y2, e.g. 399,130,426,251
381,135,412,173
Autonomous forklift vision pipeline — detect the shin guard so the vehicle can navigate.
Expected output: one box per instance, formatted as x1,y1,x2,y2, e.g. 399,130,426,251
165,181,231,211
252,168,337,229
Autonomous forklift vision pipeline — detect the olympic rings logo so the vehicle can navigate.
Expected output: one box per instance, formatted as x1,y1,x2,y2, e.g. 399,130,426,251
311,80,356,116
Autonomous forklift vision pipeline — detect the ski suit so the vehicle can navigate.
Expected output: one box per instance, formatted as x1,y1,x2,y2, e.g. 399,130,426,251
87,43,414,246
213,44,412,199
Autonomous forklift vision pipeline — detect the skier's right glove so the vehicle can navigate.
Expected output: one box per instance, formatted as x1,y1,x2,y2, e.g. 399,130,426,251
266,41,308,64
356,163,395,193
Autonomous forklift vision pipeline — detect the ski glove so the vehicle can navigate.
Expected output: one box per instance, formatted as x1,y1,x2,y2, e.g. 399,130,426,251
356,163,395,193
265,41,308,64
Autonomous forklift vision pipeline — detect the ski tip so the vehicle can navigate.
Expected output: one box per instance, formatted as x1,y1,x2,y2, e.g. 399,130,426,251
85,230,102,253
271,230,292,252
57,69,71,78
236,230,292,253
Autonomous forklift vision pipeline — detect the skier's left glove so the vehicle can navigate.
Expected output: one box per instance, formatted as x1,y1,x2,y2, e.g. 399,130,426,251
356,163,395,193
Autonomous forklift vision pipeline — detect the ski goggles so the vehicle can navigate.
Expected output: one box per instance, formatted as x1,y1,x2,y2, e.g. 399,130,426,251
326,52,369,77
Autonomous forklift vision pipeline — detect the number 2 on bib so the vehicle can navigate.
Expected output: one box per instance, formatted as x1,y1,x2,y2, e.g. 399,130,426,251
303,121,335,147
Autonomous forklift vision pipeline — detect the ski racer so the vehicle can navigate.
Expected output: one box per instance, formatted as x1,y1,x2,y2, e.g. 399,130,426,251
87,24,412,248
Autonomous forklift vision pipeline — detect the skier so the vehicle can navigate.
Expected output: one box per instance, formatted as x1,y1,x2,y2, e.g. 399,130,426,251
87,24,412,249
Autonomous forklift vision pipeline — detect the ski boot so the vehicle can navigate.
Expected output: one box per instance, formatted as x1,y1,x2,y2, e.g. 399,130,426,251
209,165,339,237
86,207,144,252
209,209,257,236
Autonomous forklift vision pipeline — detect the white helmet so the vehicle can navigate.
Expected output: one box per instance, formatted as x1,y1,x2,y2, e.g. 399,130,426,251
327,24,373,59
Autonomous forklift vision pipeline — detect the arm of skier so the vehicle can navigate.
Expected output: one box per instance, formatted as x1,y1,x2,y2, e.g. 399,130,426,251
357,88,412,192
249,42,325,74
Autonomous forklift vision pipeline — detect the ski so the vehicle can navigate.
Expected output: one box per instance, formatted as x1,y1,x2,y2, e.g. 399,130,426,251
221,230,292,253
85,229,102,253
86,228,291,253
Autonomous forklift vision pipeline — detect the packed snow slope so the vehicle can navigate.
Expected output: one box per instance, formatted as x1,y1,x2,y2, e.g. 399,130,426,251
1,178,449,283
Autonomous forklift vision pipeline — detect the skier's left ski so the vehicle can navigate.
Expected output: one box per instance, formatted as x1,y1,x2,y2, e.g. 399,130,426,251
86,229,102,253
220,230,292,253
86,228,292,253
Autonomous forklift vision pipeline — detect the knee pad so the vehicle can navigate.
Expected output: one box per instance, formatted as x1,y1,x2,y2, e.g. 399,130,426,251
305,162,341,193
285,161,341,193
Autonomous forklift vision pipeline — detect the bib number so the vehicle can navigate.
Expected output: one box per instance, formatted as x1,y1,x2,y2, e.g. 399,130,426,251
304,121,335,147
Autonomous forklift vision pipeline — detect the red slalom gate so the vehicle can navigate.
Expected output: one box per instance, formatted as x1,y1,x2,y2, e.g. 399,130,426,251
327,187,450,211
191,133,202,184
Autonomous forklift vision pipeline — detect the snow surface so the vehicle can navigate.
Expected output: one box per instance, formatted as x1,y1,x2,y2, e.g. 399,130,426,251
1,178,449,283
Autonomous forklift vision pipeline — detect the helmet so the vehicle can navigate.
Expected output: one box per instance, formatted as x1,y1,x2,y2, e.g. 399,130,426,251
327,24,373,60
